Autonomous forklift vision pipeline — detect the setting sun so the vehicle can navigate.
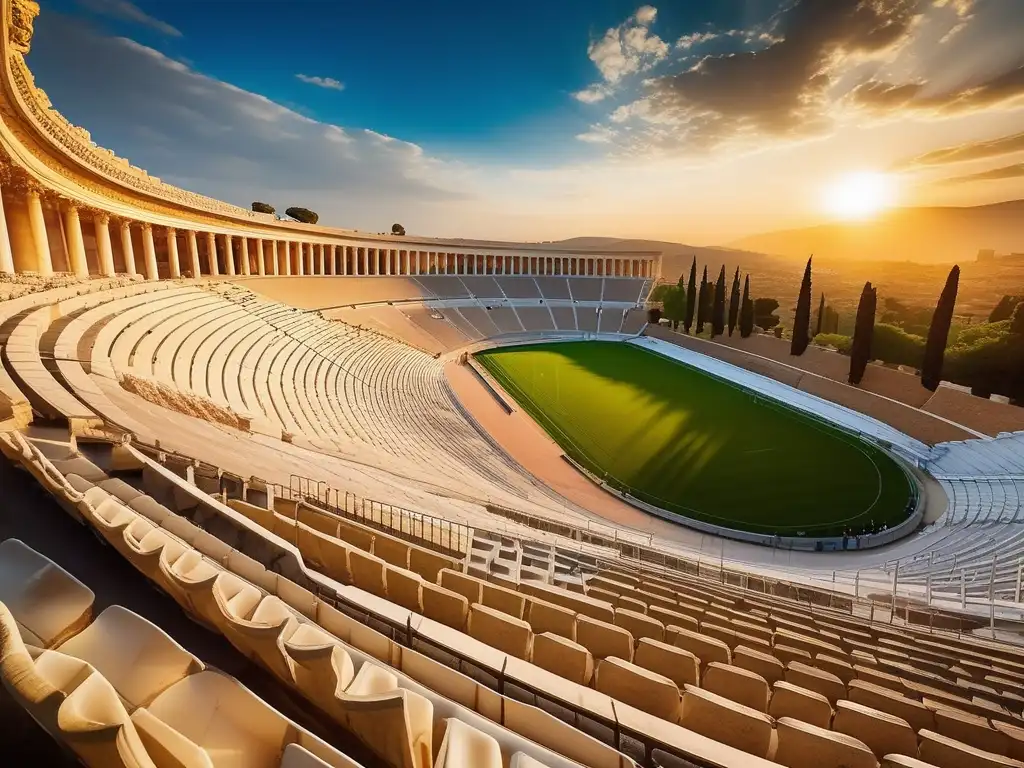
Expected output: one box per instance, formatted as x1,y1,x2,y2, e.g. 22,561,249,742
824,171,897,220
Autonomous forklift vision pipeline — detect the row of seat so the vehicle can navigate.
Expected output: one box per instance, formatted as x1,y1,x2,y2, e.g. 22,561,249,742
437,305,647,341
228,489,1024,768
0,538,366,768
411,275,652,305
0,431,637,768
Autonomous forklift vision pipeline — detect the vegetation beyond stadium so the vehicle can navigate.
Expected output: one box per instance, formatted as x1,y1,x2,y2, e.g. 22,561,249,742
477,341,914,539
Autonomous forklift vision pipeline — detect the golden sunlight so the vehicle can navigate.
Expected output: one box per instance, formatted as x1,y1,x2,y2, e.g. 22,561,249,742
823,171,897,220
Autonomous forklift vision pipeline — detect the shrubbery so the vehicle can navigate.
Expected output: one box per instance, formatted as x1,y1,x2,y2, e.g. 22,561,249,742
813,333,851,353
871,323,925,368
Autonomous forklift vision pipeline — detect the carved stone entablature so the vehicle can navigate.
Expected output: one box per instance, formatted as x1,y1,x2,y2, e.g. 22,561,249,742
5,31,265,224
9,0,39,55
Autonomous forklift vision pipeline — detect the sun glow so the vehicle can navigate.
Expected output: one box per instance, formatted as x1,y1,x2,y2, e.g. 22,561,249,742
823,171,897,220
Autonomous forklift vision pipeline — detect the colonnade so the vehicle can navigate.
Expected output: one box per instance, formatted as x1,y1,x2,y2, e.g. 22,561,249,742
0,183,657,281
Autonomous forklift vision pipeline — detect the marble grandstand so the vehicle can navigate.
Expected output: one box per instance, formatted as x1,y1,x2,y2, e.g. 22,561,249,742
3,3,1024,768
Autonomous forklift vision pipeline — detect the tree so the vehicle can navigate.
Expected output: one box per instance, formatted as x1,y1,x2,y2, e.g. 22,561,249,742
683,257,697,334
392,223,406,236
711,266,727,337
1012,302,1024,335
753,297,780,331
739,275,754,338
815,292,826,336
662,286,687,330
922,265,960,391
285,207,319,224
989,295,1024,323
727,267,741,336
696,266,709,334
849,282,877,385
251,201,275,215
649,284,674,303
791,256,813,355
822,305,840,335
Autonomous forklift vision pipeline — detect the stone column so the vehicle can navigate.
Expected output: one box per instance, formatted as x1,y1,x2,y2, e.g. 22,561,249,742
327,245,335,275
141,223,158,280
359,247,366,276
315,244,324,275
238,237,250,276
205,232,219,276
223,234,235,276
251,239,262,276
295,243,304,276
165,227,181,278
270,240,279,276
340,246,347,276
0,182,14,274
63,205,88,277
26,191,52,276
120,221,137,276
283,242,292,276
93,214,115,277
187,231,201,277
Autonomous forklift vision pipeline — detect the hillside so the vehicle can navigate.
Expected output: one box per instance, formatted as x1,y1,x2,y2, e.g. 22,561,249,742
729,200,1024,264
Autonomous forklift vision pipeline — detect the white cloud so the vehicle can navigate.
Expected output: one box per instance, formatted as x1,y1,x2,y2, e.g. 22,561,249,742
635,6,658,26
576,124,618,144
676,31,718,50
29,15,470,234
295,74,345,91
76,0,181,37
572,84,613,103
585,6,668,86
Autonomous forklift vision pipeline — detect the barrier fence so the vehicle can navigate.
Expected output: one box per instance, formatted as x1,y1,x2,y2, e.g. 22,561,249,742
273,473,472,558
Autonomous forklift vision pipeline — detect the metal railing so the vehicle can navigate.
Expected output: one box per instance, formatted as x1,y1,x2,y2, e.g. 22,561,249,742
273,473,472,558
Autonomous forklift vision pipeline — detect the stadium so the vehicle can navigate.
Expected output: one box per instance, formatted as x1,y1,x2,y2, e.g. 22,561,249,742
2,3,1024,768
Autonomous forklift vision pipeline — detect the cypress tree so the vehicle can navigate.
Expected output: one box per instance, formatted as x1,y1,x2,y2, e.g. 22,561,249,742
711,266,727,336
696,266,709,334
791,256,813,355
740,275,754,338
921,265,961,391
849,282,877,385
815,292,826,337
683,257,697,334
728,266,741,336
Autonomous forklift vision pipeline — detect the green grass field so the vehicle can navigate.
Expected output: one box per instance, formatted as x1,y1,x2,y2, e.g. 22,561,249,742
476,341,913,538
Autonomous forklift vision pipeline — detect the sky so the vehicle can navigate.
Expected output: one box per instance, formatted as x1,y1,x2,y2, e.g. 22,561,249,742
25,0,1024,244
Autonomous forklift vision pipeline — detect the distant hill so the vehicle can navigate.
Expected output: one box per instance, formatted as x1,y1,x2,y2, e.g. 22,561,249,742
729,200,1024,264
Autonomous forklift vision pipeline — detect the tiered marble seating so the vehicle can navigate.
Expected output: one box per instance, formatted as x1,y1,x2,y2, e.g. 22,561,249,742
59,284,543,505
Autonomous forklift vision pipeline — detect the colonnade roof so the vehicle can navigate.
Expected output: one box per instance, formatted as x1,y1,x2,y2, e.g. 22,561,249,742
0,0,660,262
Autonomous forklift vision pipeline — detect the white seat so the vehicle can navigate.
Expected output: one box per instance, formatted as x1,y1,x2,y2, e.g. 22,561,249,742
57,671,158,768
133,670,297,768
123,523,188,588
161,548,223,616
0,538,95,648
224,595,301,684
343,662,434,768
283,622,356,714
436,718,503,768
55,605,202,709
